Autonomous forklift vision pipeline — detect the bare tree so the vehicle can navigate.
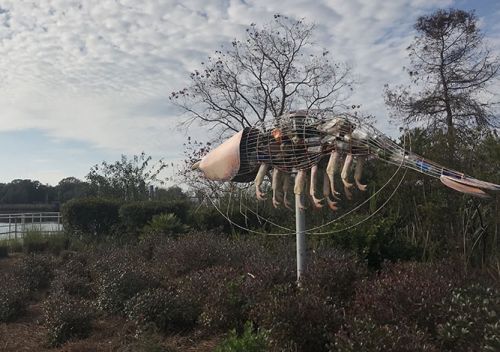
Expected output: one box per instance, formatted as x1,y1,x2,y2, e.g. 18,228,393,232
385,9,500,151
171,15,353,138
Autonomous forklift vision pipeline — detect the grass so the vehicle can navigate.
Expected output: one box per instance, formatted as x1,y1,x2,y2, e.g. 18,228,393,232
0,230,69,256
23,230,69,255
0,238,23,257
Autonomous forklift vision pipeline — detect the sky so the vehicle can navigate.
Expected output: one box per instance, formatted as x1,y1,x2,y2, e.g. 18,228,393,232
0,0,499,186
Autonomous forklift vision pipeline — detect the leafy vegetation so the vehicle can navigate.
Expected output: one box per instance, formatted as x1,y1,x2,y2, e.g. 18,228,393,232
61,197,121,239
42,292,95,346
0,276,29,322
86,153,167,201
437,285,500,351
119,200,190,231
214,322,268,352
142,213,189,238
17,253,55,292
125,287,199,335
0,230,498,351
22,230,69,254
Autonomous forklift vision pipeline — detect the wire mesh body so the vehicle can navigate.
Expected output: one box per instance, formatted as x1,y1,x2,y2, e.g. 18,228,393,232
194,110,500,202
237,111,369,177
235,110,499,194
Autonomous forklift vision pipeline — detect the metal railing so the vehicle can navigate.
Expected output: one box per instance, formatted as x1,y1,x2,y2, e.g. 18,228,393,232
0,212,63,240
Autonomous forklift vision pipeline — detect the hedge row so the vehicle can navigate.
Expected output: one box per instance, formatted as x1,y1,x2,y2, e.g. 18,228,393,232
61,198,191,239
62,198,121,239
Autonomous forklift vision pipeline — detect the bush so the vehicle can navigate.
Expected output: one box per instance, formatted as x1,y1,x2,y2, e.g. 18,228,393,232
239,239,296,291
125,287,199,335
94,252,157,314
52,253,93,298
121,334,178,352
302,249,365,306
17,253,54,292
323,216,421,268
174,239,296,334
330,318,437,352
152,233,236,277
8,239,23,253
119,200,190,231
176,266,252,332
62,197,121,239
22,229,48,253
251,284,343,352
188,206,228,231
142,213,189,238
22,230,69,255
351,261,462,334
42,293,94,346
45,232,70,255
198,270,249,331
0,275,29,322
437,284,500,351
214,322,268,352
152,233,287,280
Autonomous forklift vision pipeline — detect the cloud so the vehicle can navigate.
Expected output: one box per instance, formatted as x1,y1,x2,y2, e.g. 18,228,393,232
0,0,497,184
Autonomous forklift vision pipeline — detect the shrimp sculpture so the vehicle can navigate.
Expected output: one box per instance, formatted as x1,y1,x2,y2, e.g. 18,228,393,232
192,110,500,210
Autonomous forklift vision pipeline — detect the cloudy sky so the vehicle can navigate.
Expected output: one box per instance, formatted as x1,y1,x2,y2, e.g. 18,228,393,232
0,0,498,185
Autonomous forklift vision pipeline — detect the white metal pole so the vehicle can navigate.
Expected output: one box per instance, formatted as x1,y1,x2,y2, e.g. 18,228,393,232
295,194,306,285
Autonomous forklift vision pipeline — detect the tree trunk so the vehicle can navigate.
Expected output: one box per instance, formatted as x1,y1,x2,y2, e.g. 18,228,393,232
440,37,456,163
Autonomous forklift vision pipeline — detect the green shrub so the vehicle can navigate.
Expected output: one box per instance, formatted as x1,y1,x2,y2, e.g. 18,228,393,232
199,271,249,331
119,200,190,231
22,229,48,253
251,284,343,352
17,253,54,292
62,197,121,239
0,276,29,322
7,239,23,253
121,334,178,352
214,322,268,352
174,239,295,333
125,287,199,335
303,249,365,306
188,206,228,231
22,230,69,254
351,261,462,334
95,256,157,314
177,263,279,333
142,213,189,238
437,285,500,351
323,216,421,268
330,318,437,352
52,254,93,298
152,233,233,277
42,293,94,346
151,233,271,278
46,232,70,255
176,266,239,308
